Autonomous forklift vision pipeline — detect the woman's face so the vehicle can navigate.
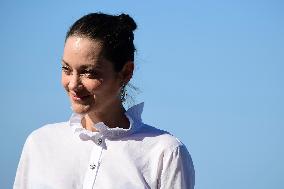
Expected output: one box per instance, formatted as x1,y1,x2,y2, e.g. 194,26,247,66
61,36,123,114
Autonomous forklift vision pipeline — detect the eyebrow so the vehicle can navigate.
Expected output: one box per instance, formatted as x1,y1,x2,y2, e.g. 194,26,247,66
61,59,70,66
61,59,102,69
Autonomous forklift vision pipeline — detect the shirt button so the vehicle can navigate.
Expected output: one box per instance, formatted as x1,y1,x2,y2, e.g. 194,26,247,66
90,164,96,170
97,138,102,145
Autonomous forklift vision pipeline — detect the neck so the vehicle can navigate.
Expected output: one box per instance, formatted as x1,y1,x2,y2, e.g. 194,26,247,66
81,102,130,132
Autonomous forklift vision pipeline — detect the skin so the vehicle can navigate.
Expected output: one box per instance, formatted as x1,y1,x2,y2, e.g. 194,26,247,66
61,36,134,132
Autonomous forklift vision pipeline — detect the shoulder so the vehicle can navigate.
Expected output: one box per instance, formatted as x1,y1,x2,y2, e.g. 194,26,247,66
26,121,71,144
136,125,195,188
132,123,186,152
18,121,72,160
30,121,69,136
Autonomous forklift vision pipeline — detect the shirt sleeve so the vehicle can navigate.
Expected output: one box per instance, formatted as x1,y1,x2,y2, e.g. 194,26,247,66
13,135,32,189
159,144,195,189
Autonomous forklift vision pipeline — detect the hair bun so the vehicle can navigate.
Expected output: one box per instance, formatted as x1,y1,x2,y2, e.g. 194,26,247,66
118,13,137,31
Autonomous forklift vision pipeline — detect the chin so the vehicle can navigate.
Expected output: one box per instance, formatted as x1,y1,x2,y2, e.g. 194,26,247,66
71,103,92,114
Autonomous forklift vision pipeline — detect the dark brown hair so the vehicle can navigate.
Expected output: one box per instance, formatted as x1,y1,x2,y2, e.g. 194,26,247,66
66,13,137,72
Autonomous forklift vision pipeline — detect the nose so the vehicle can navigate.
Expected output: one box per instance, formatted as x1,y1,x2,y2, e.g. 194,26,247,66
68,74,82,91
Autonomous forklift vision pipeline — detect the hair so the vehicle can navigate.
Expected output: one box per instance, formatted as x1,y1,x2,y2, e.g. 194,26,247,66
65,12,137,72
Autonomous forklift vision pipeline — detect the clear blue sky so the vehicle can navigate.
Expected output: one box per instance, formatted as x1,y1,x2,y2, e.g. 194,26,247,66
1,0,283,188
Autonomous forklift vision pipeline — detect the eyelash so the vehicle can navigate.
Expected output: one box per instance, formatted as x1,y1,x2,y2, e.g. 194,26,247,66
82,70,98,78
62,66,71,74
61,66,98,78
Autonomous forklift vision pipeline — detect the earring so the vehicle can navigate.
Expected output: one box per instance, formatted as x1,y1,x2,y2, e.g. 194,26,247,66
120,83,127,102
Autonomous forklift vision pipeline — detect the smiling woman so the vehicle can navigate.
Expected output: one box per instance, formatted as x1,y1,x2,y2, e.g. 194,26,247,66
13,13,195,189
61,37,132,131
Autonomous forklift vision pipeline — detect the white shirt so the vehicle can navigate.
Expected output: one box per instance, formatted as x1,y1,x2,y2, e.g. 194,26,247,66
14,103,195,189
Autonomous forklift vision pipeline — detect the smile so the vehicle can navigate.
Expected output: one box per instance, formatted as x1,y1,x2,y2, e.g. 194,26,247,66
70,93,92,101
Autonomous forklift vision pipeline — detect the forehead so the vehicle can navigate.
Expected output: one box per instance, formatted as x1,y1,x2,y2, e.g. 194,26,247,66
63,36,104,67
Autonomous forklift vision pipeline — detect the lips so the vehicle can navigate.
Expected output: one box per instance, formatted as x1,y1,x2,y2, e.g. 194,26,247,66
70,92,91,101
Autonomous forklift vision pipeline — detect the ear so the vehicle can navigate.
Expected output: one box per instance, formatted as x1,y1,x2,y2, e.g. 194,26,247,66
119,61,134,85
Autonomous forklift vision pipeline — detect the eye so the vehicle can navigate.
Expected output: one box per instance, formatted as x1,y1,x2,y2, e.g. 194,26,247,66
62,65,71,75
81,69,99,79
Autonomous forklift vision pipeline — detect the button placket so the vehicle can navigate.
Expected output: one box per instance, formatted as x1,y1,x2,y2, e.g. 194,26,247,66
83,142,104,189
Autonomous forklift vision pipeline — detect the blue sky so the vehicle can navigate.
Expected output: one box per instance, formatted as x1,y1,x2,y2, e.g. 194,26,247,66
0,0,283,188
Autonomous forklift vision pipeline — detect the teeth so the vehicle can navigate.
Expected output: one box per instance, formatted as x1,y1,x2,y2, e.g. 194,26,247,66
73,95,89,100
70,93,90,101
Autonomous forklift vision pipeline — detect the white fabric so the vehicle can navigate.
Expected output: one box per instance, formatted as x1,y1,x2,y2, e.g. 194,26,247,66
14,103,195,189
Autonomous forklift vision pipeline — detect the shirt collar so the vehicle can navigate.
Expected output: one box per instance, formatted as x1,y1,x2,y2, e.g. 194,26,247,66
69,102,144,140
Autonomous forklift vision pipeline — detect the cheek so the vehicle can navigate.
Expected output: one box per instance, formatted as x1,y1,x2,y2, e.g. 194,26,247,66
83,79,103,93
61,74,69,91
98,80,121,96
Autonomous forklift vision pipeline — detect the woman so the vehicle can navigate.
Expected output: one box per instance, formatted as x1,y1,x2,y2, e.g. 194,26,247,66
14,13,195,189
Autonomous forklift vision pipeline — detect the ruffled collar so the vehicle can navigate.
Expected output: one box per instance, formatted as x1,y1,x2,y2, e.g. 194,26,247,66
69,103,144,141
